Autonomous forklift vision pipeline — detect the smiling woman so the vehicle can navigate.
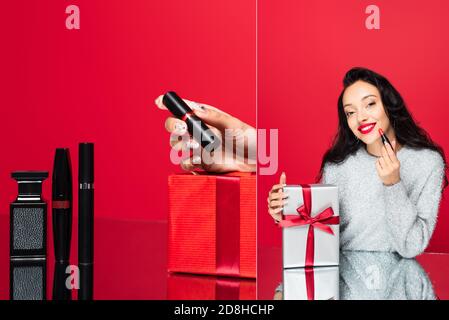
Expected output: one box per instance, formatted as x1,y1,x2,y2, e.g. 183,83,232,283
268,67,448,258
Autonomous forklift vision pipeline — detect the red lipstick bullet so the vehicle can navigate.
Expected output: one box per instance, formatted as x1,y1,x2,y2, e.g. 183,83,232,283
379,128,393,149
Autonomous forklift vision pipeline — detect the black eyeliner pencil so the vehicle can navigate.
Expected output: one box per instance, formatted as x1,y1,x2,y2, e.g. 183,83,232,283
78,143,94,300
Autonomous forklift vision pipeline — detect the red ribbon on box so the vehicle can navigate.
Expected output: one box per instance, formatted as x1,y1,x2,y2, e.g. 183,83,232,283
279,184,339,267
215,278,240,300
202,171,253,277
305,267,315,300
216,175,240,277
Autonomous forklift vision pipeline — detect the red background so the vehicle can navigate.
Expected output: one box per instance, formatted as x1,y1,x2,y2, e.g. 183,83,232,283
258,0,449,253
0,0,256,222
0,1,255,298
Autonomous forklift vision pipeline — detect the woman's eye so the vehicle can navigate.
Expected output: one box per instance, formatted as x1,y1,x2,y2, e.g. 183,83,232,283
367,102,376,107
346,111,354,117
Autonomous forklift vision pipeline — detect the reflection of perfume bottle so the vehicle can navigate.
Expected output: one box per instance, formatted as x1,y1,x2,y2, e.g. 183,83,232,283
10,171,48,300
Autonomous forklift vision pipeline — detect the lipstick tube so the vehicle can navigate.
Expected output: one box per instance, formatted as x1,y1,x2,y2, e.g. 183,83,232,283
162,91,221,151
379,128,393,149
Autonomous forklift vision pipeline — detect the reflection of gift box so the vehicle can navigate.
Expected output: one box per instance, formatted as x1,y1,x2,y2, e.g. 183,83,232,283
168,172,256,278
167,273,256,300
281,184,339,268
283,266,339,300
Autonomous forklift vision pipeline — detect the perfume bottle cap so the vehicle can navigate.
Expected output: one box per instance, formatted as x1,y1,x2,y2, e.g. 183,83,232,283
12,171,48,181
11,171,48,199
79,143,94,184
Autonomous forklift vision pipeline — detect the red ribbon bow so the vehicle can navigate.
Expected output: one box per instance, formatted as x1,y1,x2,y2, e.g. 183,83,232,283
279,204,336,235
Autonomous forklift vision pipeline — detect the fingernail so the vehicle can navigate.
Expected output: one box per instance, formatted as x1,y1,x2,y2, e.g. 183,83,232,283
174,123,187,134
194,107,207,115
186,140,200,149
155,96,163,106
192,155,201,164
191,102,207,113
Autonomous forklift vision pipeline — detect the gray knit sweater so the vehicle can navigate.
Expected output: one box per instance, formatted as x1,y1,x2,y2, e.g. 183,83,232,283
339,251,435,300
322,145,445,258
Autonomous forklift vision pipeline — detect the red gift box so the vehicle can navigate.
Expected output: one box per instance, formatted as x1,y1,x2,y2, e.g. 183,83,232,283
168,172,256,278
167,273,256,300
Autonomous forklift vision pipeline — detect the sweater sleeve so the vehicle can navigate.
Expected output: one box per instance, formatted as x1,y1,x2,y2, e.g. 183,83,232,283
384,156,445,258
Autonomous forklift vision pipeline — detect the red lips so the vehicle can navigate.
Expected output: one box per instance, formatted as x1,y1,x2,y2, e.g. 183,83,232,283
357,122,376,134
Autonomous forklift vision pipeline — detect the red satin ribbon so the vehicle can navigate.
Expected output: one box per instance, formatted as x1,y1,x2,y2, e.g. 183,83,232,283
216,176,240,277
305,267,315,300
215,278,240,300
279,184,339,267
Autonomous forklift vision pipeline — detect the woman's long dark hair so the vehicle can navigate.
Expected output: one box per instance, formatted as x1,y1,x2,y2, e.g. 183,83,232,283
316,67,448,189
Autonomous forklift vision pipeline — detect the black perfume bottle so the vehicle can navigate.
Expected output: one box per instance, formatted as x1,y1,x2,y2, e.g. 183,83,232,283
10,171,48,300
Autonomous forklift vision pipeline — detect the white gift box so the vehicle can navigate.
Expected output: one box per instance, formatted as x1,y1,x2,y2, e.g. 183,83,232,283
283,266,339,300
282,184,339,268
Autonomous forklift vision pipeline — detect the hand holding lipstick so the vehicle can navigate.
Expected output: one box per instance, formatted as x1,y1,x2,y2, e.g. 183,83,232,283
375,138,401,186
155,94,256,173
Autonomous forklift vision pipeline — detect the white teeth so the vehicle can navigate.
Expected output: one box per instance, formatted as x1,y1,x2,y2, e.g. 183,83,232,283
361,124,374,132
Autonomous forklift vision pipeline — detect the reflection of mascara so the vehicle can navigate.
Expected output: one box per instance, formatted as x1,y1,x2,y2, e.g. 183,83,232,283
378,128,393,150
53,261,71,300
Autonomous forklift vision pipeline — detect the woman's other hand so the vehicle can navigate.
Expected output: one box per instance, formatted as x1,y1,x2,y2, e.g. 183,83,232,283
267,172,288,223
